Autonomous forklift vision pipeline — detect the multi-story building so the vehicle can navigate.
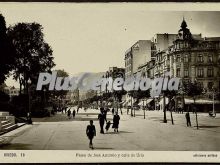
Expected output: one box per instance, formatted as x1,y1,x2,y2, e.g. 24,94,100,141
137,60,155,78
152,33,202,53
100,66,125,93
125,18,220,111
167,19,220,91
152,33,178,52
104,67,125,79
125,40,155,78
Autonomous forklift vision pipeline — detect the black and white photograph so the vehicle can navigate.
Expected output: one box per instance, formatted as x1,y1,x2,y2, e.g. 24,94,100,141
0,3,219,163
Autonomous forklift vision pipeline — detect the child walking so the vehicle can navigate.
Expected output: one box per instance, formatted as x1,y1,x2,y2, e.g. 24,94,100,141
86,120,96,149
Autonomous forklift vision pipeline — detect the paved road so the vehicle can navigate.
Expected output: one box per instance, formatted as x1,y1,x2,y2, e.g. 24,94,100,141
1,108,220,150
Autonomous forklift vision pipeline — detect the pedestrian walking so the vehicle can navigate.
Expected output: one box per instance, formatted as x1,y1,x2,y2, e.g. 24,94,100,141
86,120,96,149
112,112,120,132
67,109,71,119
185,111,191,127
98,108,107,134
112,108,114,115
72,109,76,118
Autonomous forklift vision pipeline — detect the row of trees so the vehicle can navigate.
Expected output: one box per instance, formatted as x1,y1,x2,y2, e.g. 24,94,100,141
82,79,205,129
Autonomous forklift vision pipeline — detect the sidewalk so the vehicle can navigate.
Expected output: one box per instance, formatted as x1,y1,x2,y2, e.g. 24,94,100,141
121,109,220,135
1,108,220,150
0,124,31,146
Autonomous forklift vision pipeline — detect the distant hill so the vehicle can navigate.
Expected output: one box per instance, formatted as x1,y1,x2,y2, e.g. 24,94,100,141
70,72,105,92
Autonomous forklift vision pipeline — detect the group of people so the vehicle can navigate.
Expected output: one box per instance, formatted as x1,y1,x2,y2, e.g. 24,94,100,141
86,107,121,149
98,107,121,133
67,108,76,119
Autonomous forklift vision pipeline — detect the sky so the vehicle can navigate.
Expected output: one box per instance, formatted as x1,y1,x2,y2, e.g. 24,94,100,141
1,3,220,87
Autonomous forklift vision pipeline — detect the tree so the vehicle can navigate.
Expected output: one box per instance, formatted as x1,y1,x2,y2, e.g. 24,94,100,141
7,22,55,94
128,90,135,117
128,89,150,117
0,90,10,102
0,14,16,85
183,80,203,129
140,90,151,119
163,90,178,125
112,90,126,115
51,69,69,100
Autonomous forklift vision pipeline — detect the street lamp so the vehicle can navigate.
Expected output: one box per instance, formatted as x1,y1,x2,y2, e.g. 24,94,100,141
43,88,46,107
27,79,32,124
212,87,216,117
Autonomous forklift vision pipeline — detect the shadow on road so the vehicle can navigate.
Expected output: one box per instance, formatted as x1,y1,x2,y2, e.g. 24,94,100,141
94,147,114,150
104,131,133,134
77,113,100,115
195,125,220,128
0,143,32,150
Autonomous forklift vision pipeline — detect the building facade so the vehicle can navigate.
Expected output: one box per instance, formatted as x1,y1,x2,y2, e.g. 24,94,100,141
124,18,220,111
137,19,220,92
125,40,155,78
104,67,125,79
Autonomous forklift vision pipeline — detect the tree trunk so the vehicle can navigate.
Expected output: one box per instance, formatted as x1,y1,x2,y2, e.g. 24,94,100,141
143,100,145,119
19,75,22,95
134,98,136,117
131,96,133,117
194,98,199,129
163,93,167,123
115,96,118,114
170,110,174,125
169,97,174,125
174,95,177,112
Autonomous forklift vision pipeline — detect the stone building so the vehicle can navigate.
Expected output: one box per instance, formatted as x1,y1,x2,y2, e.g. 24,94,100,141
126,18,220,111
168,19,220,91
103,67,125,79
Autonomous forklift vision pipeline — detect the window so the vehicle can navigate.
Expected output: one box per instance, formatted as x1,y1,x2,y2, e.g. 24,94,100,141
176,56,181,63
208,54,213,62
177,68,181,77
208,82,214,90
184,69,189,77
198,82,204,89
197,68,204,77
197,54,203,62
184,55,188,63
207,67,214,77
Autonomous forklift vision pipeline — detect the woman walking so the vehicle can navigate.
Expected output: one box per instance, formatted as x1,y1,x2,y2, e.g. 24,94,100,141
86,120,96,149
112,112,120,132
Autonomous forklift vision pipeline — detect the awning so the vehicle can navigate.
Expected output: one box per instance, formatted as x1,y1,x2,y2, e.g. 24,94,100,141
159,97,169,105
138,99,153,106
185,98,220,104
184,98,194,104
138,101,144,106
146,98,153,104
